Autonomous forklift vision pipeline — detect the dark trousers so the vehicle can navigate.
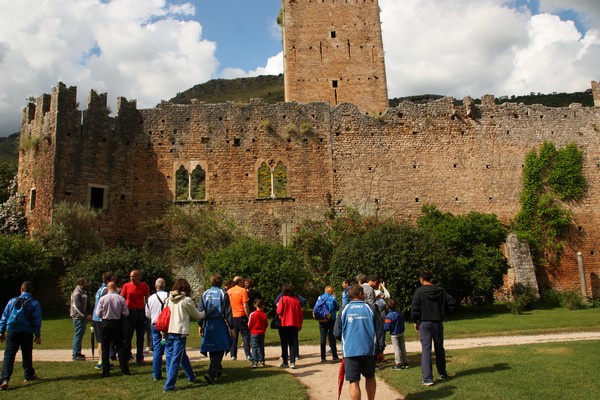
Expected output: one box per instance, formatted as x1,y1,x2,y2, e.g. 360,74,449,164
279,326,299,364
208,350,225,378
419,320,447,382
101,319,129,377
125,309,146,361
319,319,338,360
1,331,35,382
230,316,250,358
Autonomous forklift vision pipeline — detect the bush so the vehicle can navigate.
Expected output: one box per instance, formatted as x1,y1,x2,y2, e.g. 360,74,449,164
204,237,306,313
330,220,449,312
561,289,587,310
540,289,563,307
0,234,51,306
60,247,174,305
37,202,104,265
417,205,509,305
507,284,538,315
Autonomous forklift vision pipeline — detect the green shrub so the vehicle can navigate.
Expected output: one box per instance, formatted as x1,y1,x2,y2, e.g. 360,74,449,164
0,234,51,305
330,219,448,312
561,289,587,310
507,284,538,315
540,289,563,307
36,202,104,265
204,237,307,312
417,205,509,305
60,247,173,305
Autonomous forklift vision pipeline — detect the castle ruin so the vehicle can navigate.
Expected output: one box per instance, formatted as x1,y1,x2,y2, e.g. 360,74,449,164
17,0,600,296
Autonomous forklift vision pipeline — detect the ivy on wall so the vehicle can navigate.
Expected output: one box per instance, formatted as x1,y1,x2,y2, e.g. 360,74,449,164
513,142,586,267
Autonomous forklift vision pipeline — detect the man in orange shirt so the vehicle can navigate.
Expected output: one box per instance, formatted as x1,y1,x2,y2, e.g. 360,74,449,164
227,276,251,360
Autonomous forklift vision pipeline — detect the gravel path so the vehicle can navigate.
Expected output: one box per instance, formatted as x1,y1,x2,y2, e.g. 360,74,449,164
2,331,599,399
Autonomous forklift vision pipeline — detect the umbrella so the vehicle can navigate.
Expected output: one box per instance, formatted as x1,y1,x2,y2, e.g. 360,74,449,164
90,325,95,360
337,358,345,400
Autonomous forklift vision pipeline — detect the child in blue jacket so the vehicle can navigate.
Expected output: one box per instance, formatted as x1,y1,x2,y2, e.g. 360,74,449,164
384,299,409,369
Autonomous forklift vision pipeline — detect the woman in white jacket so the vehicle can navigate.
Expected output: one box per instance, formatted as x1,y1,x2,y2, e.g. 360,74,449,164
163,279,205,392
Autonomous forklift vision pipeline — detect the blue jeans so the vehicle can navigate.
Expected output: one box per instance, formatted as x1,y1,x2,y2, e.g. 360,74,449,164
1,331,35,382
251,334,265,363
72,318,87,358
151,325,165,379
419,321,447,382
164,334,195,391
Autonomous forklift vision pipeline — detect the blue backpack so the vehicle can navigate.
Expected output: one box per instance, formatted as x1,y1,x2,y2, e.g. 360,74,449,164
313,295,332,322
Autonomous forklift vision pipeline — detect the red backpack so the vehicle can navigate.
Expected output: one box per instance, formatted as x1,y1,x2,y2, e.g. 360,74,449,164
155,299,171,332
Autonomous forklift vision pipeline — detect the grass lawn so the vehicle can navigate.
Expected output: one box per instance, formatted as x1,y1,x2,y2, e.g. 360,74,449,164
381,340,600,400
1,361,307,400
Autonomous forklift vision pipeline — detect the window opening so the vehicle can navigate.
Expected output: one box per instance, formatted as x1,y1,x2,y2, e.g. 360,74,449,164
90,187,105,209
176,165,189,201
190,165,206,200
30,189,36,211
258,161,288,199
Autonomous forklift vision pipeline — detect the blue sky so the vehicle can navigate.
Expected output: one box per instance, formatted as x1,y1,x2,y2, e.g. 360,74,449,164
191,0,281,75
0,0,599,136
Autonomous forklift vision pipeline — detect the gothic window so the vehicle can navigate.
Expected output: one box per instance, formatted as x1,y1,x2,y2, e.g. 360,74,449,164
176,165,189,201
190,165,206,200
175,164,206,201
258,161,288,199
274,162,288,197
258,162,271,198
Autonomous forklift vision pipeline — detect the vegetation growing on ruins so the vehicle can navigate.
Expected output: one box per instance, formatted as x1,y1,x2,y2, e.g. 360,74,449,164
514,142,586,267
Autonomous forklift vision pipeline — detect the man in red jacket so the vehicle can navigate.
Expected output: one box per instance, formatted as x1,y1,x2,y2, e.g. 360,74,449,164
121,270,150,364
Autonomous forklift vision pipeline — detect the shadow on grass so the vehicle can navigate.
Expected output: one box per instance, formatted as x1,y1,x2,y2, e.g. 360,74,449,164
403,363,511,400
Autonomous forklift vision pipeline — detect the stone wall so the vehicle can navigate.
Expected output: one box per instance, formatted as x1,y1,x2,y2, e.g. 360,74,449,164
17,84,600,296
282,0,388,114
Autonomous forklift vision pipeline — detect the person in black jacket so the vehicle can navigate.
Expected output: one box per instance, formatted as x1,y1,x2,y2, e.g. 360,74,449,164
411,271,456,386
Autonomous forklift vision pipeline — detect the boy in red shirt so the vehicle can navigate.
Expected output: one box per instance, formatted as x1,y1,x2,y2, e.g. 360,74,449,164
248,299,268,368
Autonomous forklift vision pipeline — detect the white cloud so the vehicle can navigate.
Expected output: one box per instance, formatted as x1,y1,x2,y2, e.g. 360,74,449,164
380,0,600,98
0,0,217,135
540,0,600,27
220,52,283,79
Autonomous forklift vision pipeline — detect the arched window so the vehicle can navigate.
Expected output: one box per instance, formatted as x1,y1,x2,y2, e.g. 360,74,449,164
258,161,288,199
258,162,271,198
190,165,206,200
176,165,189,201
274,162,288,197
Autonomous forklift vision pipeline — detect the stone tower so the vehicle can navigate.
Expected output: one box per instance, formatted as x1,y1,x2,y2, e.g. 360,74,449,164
593,81,600,107
282,0,389,114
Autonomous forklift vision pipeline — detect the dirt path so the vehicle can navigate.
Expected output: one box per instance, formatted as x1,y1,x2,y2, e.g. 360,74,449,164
3,332,600,399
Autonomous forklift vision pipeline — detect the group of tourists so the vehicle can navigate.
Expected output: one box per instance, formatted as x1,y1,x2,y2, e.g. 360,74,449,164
0,269,455,399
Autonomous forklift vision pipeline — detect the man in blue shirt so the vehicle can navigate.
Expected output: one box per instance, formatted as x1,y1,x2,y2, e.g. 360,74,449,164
334,285,385,400
315,285,340,362
0,281,42,391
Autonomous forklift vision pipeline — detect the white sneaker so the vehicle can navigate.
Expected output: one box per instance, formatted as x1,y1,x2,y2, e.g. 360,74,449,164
289,363,296,369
